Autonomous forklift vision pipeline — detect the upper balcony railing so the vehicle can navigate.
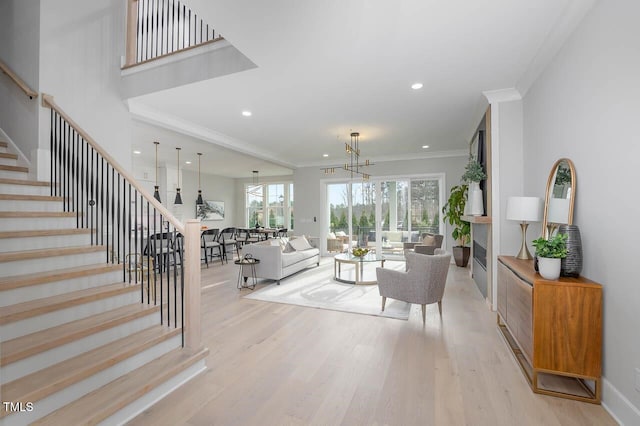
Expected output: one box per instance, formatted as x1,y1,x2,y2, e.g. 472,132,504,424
0,59,38,99
125,0,222,68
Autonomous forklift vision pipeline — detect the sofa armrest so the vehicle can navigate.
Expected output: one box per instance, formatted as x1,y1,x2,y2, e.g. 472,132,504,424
241,243,283,279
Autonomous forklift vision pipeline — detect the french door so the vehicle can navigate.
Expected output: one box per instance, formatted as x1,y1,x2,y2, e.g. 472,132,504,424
325,175,443,259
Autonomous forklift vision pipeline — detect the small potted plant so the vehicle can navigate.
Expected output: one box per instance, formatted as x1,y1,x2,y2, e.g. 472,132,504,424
442,184,471,267
532,233,568,280
462,156,487,215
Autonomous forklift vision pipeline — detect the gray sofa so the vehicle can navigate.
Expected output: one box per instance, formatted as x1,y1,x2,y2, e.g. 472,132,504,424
241,237,320,284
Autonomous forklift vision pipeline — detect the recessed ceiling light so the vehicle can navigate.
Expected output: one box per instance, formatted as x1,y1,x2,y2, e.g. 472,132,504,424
411,83,423,90
422,145,430,149
242,110,252,117
133,150,141,155
323,154,329,157
185,161,192,164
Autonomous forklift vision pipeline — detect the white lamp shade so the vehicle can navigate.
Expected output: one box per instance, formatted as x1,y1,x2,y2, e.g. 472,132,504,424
547,197,570,224
506,196,542,222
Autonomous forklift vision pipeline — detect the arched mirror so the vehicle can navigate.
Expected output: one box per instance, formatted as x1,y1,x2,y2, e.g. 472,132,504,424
542,158,576,238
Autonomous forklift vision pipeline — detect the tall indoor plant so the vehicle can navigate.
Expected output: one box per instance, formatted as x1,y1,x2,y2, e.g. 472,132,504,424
442,184,471,267
532,233,568,280
462,156,487,216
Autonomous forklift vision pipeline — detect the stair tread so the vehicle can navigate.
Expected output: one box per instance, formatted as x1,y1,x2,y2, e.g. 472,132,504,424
1,325,181,407
0,244,105,263
0,164,28,172
0,178,50,186
0,152,18,160
0,282,139,325
0,211,75,218
0,194,63,201
0,228,93,239
0,263,121,290
33,347,208,426
0,141,7,148
1,303,161,366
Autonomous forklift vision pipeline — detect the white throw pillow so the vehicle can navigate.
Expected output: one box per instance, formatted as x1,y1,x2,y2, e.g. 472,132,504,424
288,235,313,251
335,231,346,237
327,232,336,240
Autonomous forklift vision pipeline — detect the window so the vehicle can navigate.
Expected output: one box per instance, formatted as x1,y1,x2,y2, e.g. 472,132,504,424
324,175,443,258
245,182,294,230
246,184,263,228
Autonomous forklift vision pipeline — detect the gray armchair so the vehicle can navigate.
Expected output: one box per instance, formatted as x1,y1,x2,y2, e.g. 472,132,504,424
376,250,451,323
403,233,444,255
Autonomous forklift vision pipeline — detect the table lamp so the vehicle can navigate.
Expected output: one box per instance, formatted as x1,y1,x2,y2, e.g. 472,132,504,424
506,196,543,260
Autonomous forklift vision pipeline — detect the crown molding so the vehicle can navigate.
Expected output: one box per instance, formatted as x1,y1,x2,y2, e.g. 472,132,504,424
516,0,597,97
297,149,468,168
483,88,522,104
127,100,297,170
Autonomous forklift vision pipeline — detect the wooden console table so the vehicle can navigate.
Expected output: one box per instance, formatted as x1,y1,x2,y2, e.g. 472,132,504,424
497,256,602,403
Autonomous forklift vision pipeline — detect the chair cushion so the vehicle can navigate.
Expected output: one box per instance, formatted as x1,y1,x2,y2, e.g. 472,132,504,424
335,231,347,237
386,231,403,242
422,234,436,246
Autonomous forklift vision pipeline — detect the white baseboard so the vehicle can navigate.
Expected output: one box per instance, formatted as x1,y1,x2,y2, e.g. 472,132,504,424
602,377,640,426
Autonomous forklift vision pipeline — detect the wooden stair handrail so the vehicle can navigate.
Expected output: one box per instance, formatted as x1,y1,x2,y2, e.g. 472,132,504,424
41,93,184,233
0,59,38,99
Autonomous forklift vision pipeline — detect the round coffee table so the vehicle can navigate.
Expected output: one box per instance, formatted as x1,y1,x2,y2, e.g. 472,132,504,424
334,252,385,285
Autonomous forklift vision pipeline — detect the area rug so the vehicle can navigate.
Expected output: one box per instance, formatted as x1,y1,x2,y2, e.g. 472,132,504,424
244,259,411,320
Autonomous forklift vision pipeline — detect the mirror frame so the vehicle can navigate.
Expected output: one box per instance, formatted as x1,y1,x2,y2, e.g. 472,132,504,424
542,158,576,238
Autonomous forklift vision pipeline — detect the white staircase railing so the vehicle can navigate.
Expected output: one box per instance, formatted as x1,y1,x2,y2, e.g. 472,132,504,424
41,94,201,351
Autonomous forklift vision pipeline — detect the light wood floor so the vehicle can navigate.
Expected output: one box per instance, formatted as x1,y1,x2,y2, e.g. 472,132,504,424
129,257,616,426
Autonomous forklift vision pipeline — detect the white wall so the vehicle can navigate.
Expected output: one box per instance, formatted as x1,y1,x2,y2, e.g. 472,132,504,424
496,100,526,256
522,0,640,423
294,155,467,251
0,0,40,160
182,169,236,230
38,0,132,173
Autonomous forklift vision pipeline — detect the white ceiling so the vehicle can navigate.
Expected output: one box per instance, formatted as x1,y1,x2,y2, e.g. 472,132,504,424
129,0,592,176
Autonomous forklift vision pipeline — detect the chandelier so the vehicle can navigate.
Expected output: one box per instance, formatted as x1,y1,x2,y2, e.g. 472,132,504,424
322,132,373,180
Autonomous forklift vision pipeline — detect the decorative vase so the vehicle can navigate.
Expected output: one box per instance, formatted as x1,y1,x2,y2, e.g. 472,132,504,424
453,246,470,267
558,224,582,277
538,257,561,280
468,181,484,216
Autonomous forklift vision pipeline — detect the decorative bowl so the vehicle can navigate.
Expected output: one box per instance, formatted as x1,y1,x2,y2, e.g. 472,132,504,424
352,247,369,257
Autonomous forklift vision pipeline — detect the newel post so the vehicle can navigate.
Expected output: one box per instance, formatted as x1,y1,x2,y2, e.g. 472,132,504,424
125,0,139,67
184,219,202,352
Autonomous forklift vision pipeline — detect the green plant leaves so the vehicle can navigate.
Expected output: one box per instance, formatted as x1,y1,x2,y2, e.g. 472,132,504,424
532,233,568,258
442,184,470,247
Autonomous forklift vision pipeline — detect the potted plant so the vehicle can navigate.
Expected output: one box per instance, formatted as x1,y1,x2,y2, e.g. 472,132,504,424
442,184,471,267
462,156,487,216
532,233,568,280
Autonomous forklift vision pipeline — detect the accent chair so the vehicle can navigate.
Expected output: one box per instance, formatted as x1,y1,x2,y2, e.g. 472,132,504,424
376,249,451,323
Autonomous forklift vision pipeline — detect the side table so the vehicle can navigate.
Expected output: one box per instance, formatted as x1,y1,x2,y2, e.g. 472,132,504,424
235,256,260,290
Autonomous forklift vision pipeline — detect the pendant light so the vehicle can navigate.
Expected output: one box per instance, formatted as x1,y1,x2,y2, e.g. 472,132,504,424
153,141,161,202
196,153,204,205
174,147,183,205
252,170,259,185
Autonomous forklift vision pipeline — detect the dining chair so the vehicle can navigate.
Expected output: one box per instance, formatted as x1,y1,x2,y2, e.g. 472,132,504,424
201,229,223,266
